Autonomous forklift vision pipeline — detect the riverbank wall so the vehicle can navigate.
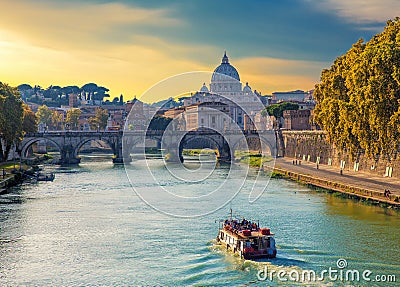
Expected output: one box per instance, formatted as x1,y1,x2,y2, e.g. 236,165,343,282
280,130,399,178
0,173,23,192
272,166,400,207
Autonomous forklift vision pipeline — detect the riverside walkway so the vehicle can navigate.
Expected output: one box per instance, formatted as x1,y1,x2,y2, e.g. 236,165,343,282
274,157,400,206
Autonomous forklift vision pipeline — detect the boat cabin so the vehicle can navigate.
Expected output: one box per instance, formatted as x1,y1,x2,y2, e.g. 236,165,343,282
216,217,277,259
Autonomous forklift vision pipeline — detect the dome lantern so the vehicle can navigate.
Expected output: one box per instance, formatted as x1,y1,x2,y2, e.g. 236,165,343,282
222,51,229,64
211,51,240,82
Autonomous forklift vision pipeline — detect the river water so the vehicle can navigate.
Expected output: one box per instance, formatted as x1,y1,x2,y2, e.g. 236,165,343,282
0,155,399,286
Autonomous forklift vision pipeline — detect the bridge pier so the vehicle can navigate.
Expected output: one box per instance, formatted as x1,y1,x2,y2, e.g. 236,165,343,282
108,136,131,164
216,143,232,163
60,145,81,165
165,149,183,163
111,147,132,164
112,153,132,164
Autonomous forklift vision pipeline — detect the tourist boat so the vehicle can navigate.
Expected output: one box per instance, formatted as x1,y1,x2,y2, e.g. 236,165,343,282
36,172,55,182
216,211,277,260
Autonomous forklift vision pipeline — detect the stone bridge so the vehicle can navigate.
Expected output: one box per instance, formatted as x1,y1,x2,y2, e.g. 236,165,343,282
20,129,278,164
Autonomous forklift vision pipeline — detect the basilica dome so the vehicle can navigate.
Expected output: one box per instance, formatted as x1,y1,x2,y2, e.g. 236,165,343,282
211,52,240,82
200,83,209,92
243,82,252,93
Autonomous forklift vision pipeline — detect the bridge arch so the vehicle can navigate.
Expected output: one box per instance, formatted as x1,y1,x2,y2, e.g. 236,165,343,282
20,137,62,159
232,132,277,158
121,134,161,158
181,134,219,150
176,130,232,162
73,137,114,159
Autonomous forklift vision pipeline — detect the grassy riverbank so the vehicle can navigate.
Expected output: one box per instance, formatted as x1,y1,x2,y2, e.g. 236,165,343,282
182,149,274,167
235,151,273,167
182,149,217,156
0,154,53,190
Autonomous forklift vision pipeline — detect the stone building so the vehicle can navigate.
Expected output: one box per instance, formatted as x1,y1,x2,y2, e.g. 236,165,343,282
163,107,185,119
125,98,147,131
283,109,311,130
272,90,312,103
185,102,230,131
177,52,266,131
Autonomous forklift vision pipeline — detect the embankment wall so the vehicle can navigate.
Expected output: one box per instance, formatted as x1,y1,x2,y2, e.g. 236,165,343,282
281,130,399,178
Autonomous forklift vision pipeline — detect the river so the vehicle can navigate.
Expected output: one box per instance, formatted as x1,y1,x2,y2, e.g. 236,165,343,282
0,155,399,286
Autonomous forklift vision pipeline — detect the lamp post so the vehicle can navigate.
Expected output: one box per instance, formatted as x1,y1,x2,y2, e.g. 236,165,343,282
13,147,16,170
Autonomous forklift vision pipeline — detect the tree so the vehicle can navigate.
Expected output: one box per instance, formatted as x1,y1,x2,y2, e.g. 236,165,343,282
80,83,110,102
22,104,38,134
51,111,63,130
0,82,24,161
18,84,33,91
65,108,82,130
111,97,120,105
148,116,172,131
263,102,299,118
313,18,400,160
36,105,53,127
88,108,108,131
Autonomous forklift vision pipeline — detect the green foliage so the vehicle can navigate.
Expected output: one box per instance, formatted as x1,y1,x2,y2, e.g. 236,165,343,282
36,105,53,126
148,116,172,131
88,108,109,131
270,171,285,178
0,82,24,161
66,108,82,130
51,111,63,130
313,18,400,159
18,84,32,91
21,83,110,106
263,102,299,118
182,149,217,156
22,104,37,133
236,151,273,168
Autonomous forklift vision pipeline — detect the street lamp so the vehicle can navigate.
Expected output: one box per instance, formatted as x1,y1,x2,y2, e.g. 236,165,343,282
13,148,16,170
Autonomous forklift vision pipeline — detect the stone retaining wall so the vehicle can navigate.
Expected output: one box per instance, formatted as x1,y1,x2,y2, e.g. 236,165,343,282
281,130,399,178
273,167,400,206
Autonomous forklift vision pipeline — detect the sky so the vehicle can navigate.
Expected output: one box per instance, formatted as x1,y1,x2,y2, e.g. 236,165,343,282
0,0,398,101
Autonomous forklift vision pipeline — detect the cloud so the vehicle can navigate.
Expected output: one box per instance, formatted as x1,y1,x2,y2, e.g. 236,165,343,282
0,0,333,100
307,0,400,24
0,0,181,51
0,0,215,99
234,57,329,94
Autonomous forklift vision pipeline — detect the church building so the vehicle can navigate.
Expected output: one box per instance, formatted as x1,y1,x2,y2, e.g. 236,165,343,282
183,52,266,130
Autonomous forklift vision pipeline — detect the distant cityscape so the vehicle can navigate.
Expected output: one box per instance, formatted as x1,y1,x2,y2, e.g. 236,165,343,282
20,52,317,133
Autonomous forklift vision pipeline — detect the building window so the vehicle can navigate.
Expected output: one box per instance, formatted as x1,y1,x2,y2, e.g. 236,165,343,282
212,116,215,124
